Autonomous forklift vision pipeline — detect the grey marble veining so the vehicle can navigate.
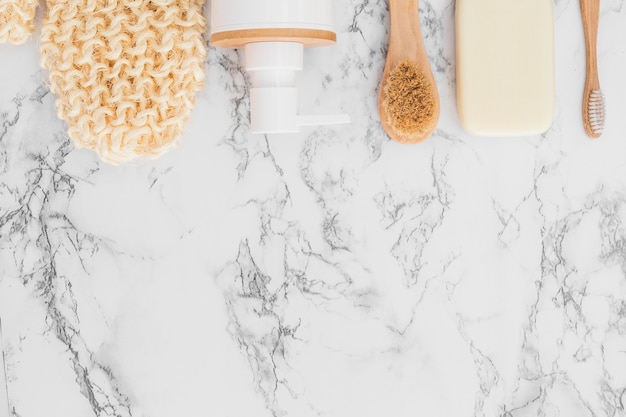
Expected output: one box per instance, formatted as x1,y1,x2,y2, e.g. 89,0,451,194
0,0,625,416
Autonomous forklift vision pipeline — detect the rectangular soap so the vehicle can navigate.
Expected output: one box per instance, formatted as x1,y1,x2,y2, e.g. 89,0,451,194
456,0,555,136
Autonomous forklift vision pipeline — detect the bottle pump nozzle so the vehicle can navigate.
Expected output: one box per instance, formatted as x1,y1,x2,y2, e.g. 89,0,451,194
245,42,350,134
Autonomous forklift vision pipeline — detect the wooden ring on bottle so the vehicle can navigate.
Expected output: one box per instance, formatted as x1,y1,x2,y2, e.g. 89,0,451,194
210,28,336,48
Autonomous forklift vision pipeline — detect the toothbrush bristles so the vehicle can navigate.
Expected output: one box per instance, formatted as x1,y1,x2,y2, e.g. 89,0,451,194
588,89,605,136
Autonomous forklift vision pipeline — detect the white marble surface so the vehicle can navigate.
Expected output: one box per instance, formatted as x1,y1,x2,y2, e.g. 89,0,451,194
1,0,626,416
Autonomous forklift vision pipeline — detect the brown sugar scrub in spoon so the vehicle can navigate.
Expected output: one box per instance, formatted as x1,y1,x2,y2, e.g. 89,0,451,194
379,0,440,144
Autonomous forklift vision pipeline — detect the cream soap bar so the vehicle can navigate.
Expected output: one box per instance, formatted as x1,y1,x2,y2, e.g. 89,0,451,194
456,0,555,136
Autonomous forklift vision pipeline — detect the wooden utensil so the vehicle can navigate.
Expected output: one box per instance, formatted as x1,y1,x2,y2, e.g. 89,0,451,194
378,0,440,144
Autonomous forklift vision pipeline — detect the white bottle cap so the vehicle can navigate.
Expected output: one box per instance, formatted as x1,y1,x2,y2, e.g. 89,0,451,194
245,42,350,134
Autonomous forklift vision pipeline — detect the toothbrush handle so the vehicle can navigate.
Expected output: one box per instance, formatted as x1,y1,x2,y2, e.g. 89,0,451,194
580,0,600,91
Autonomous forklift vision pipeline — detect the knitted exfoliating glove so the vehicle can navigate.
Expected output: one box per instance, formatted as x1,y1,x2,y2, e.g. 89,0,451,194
0,0,37,44
40,0,206,164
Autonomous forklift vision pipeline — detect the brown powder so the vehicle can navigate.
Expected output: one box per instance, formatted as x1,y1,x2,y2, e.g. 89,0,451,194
382,59,435,137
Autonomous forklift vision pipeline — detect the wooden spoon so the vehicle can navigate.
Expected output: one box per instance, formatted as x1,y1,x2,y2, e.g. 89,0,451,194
378,0,440,144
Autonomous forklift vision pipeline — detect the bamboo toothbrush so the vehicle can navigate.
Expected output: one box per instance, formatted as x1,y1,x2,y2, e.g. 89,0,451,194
580,0,605,138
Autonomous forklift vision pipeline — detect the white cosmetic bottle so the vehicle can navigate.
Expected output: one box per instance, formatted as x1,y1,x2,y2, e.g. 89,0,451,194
210,0,350,134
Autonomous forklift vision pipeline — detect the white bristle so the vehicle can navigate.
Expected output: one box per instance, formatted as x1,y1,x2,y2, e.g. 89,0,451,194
588,89,606,135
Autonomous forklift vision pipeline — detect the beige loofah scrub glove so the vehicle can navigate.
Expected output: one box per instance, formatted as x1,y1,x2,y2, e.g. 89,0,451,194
0,0,38,44
40,0,206,164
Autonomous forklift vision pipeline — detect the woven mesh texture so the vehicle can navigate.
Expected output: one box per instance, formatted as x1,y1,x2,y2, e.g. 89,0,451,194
40,0,206,164
0,0,37,44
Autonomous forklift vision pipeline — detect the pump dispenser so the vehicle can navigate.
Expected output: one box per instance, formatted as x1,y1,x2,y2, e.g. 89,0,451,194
210,0,350,134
